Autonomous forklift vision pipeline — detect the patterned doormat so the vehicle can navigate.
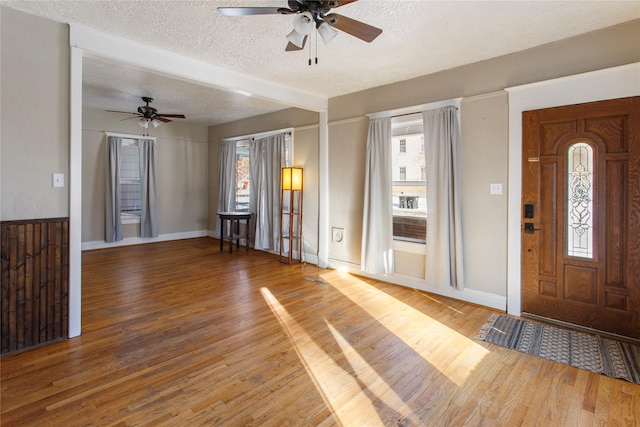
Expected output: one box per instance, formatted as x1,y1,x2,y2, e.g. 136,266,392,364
476,314,640,384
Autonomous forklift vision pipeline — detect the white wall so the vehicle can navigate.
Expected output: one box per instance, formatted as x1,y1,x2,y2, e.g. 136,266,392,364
324,19,640,310
1,7,69,220
208,108,320,260
82,109,209,246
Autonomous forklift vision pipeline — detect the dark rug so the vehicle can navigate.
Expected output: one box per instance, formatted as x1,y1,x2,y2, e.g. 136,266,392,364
476,314,640,384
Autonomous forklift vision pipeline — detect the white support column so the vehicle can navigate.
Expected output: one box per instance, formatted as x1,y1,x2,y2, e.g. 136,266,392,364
318,110,329,268
69,46,83,337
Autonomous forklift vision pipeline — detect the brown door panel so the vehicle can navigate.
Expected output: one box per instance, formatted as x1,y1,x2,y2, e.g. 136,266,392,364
521,96,640,339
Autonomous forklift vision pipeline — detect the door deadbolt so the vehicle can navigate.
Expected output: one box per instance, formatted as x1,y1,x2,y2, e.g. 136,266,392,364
524,223,540,234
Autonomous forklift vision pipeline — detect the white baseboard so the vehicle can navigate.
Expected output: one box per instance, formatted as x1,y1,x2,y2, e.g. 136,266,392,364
328,258,507,311
208,229,319,265
82,230,209,251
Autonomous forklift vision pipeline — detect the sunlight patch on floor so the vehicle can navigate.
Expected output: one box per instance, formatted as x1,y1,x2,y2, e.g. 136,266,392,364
319,271,490,387
325,320,421,424
261,287,387,426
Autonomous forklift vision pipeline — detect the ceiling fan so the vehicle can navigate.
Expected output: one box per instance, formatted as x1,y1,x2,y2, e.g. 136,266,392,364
218,0,382,51
106,97,186,129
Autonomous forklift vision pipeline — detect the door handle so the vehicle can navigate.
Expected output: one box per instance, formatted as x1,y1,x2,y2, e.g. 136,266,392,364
524,223,541,234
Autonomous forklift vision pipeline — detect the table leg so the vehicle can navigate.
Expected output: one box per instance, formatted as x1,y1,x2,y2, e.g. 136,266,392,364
245,218,250,251
236,220,240,250
219,218,223,251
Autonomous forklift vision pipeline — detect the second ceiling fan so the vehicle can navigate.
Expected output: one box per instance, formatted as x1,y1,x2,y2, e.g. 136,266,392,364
218,0,382,51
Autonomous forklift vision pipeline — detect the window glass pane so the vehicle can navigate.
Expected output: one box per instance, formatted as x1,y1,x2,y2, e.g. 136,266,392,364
567,142,594,258
235,144,250,212
120,144,140,181
120,142,141,217
392,115,426,243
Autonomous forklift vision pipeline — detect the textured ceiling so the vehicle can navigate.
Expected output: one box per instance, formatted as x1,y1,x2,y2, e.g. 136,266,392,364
3,0,639,126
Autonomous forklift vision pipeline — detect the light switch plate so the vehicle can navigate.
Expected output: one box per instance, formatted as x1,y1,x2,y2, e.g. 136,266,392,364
490,183,502,195
53,173,64,188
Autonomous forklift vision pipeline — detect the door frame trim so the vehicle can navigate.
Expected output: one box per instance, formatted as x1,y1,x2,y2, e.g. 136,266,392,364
505,62,640,316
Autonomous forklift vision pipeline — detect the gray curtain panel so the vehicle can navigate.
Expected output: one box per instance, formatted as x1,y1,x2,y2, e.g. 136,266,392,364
105,136,123,242
249,133,285,251
139,139,159,238
423,106,465,289
361,117,394,274
218,140,237,213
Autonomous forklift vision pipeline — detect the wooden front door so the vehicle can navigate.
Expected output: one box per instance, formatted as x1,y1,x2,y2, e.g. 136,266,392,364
521,96,640,339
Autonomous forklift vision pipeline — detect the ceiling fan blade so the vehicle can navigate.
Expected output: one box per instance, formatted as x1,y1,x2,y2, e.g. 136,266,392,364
106,110,138,115
218,7,284,16
156,114,186,118
119,116,141,121
155,117,172,123
285,35,308,51
335,0,359,7
326,13,382,43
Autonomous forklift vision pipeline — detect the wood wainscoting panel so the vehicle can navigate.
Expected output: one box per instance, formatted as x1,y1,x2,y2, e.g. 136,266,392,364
1,218,69,354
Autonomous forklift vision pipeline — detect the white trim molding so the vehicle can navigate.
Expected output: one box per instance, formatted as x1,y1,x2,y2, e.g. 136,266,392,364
207,229,320,266
69,46,83,338
82,230,209,251
105,131,157,141
367,98,462,119
221,127,293,143
70,25,327,113
505,62,640,317
328,259,507,311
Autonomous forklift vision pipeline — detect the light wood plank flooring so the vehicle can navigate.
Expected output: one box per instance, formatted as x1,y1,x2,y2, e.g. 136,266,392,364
1,238,638,426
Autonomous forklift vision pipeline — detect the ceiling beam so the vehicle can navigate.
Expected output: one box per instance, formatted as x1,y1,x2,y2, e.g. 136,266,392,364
70,25,328,113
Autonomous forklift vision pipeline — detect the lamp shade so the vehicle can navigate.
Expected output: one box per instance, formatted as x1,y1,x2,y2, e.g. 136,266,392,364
293,11,314,35
282,167,303,191
286,29,307,48
151,119,162,128
317,22,338,45
138,118,149,128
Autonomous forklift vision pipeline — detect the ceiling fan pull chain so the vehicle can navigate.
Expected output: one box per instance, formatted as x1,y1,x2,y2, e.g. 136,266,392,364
315,29,318,65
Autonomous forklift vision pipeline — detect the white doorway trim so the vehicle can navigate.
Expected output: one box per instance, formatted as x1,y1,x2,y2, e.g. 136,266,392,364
67,26,329,337
505,62,640,316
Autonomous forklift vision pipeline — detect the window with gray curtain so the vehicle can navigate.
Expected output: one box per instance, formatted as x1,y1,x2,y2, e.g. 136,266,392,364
361,117,394,274
249,133,286,251
105,135,158,242
423,106,464,289
217,133,291,251
218,140,238,214
361,105,464,289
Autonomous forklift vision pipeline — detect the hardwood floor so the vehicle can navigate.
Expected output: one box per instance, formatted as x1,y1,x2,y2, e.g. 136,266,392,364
1,237,638,426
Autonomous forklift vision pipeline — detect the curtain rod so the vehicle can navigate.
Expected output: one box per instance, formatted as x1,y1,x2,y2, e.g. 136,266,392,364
221,128,293,143
392,107,459,119
248,131,291,140
104,131,157,141
367,98,462,120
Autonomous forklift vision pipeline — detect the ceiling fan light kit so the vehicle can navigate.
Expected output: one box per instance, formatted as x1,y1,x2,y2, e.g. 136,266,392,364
106,97,186,135
317,21,338,45
286,28,307,48
219,0,382,54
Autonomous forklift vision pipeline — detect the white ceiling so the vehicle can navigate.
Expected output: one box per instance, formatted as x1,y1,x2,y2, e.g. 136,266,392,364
3,0,639,127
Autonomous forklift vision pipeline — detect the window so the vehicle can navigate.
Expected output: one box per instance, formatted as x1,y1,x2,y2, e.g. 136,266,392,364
235,141,250,212
567,142,594,258
120,139,141,221
232,133,293,213
391,114,426,243
399,138,406,153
